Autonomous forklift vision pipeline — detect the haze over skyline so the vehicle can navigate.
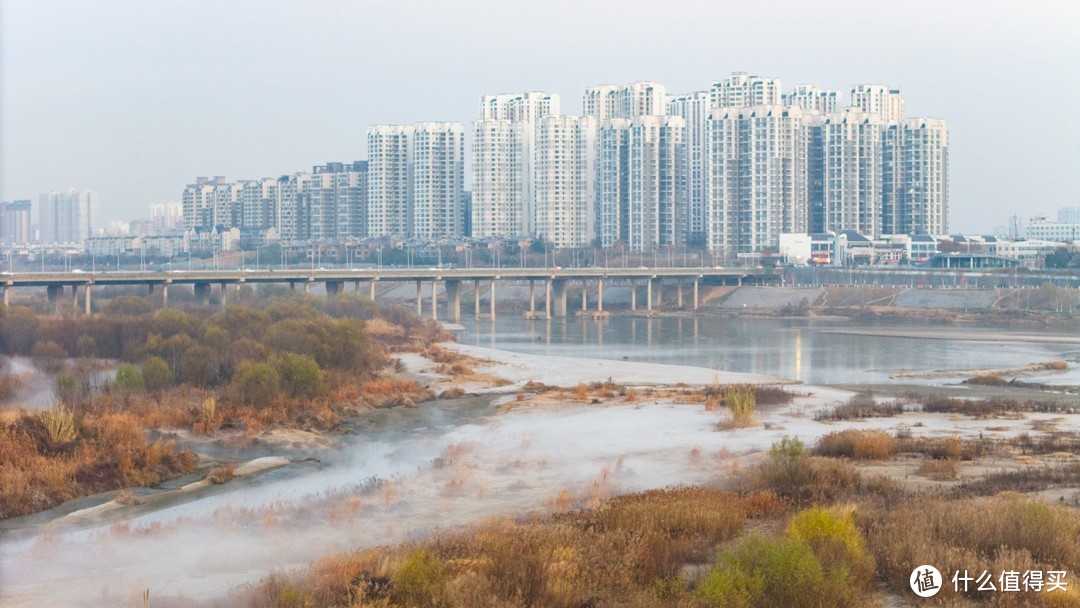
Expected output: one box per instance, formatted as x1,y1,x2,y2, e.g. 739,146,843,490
2,0,1077,233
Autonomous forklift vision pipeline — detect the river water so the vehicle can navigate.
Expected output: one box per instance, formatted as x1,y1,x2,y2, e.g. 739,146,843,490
459,315,1080,385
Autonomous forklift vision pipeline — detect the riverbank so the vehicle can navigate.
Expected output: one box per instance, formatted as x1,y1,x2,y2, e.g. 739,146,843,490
3,332,1079,606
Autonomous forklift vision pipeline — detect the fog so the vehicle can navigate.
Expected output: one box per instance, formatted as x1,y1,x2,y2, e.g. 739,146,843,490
0,398,756,606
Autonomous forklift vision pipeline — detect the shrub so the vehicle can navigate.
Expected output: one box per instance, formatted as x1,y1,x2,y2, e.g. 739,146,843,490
231,360,282,406
141,356,173,392
815,429,896,460
40,408,77,447
270,353,326,400
745,437,862,505
394,549,445,606
31,340,67,373
113,363,144,394
699,507,873,608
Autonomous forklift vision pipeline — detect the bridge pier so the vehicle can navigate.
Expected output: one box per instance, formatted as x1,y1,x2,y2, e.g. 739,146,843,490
162,284,169,308
630,281,636,311
3,287,9,307
369,281,376,301
529,280,535,316
646,279,652,312
46,285,62,314
303,281,311,295
474,280,481,319
445,280,461,322
545,280,551,318
598,279,604,313
416,281,422,316
489,281,495,319
550,279,567,318
693,278,699,310
431,281,438,321
70,285,78,313
677,281,683,308
651,278,663,308
220,283,229,308
326,281,343,296
84,284,92,314
194,283,210,306
581,284,587,312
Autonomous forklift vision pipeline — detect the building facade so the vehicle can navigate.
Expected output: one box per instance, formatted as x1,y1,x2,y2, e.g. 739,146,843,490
533,115,597,248
597,115,686,251
0,200,32,244
39,189,100,244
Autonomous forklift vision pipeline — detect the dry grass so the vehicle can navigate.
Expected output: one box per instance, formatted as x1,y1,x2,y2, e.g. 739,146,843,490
815,393,905,421
917,458,959,481
815,429,896,460
862,495,1080,605
0,409,196,518
238,487,769,608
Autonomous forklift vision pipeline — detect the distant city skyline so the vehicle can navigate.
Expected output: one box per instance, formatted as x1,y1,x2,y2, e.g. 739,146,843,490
1,0,1077,233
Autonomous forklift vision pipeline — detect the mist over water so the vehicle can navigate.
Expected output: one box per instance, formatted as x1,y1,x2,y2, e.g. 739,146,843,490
2,317,1079,606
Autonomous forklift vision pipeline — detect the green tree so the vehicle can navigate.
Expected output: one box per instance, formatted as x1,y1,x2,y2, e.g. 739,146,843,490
104,296,153,316
230,360,281,405
271,353,326,399
141,356,174,392
113,363,144,394
1045,247,1076,269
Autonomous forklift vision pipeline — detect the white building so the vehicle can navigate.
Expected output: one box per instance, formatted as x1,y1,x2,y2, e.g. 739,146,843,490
39,189,100,244
667,91,710,244
710,72,782,109
472,92,559,238
1026,219,1080,243
533,115,597,248
820,109,884,237
783,85,840,113
584,82,667,121
898,118,949,235
706,105,808,255
598,115,686,251
411,122,465,238
366,125,413,238
182,177,227,231
850,84,905,122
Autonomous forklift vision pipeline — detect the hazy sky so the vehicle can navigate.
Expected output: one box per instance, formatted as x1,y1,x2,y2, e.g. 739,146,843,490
1,0,1078,232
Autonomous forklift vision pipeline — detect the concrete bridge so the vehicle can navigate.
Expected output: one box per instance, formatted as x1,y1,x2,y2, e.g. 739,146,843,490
0,267,774,320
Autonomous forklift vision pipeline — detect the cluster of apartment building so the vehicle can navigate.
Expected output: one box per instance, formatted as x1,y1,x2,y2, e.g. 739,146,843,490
180,72,950,256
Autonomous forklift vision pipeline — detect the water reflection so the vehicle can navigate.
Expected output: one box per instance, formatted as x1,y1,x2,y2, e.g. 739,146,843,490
464,316,1080,385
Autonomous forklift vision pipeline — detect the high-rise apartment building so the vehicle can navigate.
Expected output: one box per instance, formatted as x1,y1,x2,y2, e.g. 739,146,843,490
710,72,782,109
667,91,710,244
39,189,100,244
148,202,183,232
850,84,905,122
706,106,808,255
898,118,949,235
366,125,413,238
472,92,559,238
480,92,559,122
783,85,840,113
411,123,465,238
368,123,464,238
598,116,686,251
584,82,667,121
533,115,597,248
301,162,368,240
0,200,33,244
819,109,884,237
182,177,228,231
